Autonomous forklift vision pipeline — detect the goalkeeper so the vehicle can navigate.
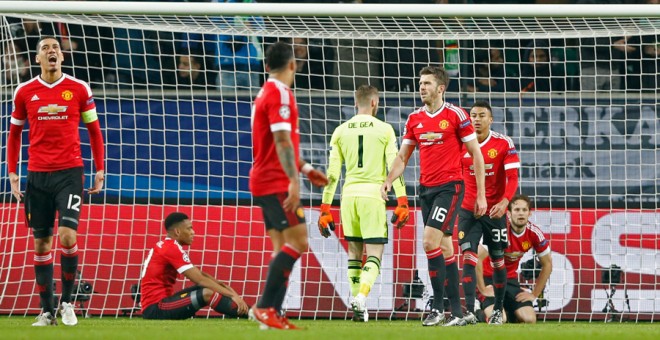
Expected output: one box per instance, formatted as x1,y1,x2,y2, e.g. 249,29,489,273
318,84,408,322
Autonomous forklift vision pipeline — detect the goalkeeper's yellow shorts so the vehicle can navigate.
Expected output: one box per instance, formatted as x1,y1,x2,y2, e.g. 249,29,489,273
340,196,388,244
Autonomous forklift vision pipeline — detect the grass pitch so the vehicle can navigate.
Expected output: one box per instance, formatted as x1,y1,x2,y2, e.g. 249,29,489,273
1,316,658,340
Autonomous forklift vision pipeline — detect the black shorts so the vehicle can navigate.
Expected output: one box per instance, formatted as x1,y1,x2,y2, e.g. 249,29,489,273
253,193,306,231
479,277,533,318
457,208,507,254
24,167,84,238
419,181,464,235
142,286,206,320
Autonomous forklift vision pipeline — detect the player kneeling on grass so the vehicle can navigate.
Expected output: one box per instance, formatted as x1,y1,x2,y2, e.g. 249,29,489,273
140,212,249,319
475,195,552,324
318,84,409,322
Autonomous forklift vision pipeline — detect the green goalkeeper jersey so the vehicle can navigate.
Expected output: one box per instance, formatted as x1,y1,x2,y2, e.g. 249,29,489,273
322,114,406,204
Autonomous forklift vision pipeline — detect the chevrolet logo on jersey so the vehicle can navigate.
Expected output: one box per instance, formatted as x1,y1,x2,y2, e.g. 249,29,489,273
38,104,68,115
469,163,494,171
420,132,442,141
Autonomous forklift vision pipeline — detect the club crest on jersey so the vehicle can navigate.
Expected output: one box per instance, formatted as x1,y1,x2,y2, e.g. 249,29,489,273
61,90,74,101
439,120,449,130
488,148,498,158
522,241,531,251
279,105,291,119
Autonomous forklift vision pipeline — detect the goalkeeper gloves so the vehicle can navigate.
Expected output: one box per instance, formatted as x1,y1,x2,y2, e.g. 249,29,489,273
302,163,329,187
391,196,410,229
318,203,335,238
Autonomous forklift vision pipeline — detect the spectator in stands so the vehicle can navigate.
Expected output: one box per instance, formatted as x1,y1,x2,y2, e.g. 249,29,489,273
216,0,264,93
110,28,174,89
292,37,336,90
519,40,565,93
176,54,208,89
467,47,507,93
2,42,31,84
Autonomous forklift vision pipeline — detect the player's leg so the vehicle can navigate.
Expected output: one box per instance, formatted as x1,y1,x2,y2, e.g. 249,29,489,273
25,171,58,326
142,286,205,320
350,196,387,323
252,193,306,329
506,279,535,323
266,228,287,313
483,216,508,322
419,186,446,326
435,181,465,325
457,208,482,324
341,196,364,299
53,167,85,326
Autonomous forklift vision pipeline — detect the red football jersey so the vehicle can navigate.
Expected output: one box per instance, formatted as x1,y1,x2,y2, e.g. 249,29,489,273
249,78,300,197
402,102,476,187
140,238,194,311
11,75,96,172
483,221,551,279
461,130,520,210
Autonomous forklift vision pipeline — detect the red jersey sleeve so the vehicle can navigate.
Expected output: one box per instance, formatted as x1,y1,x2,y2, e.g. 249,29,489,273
7,87,27,174
529,224,551,257
402,114,418,145
164,242,194,274
266,87,294,133
454,107,476,142
503,136,521,171
79,82,96,114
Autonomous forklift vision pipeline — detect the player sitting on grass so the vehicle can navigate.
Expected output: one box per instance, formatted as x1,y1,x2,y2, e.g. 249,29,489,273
476,195,553,324
140,212,249,319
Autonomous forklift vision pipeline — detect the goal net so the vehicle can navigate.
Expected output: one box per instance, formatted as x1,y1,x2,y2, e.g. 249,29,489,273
0,2,658,322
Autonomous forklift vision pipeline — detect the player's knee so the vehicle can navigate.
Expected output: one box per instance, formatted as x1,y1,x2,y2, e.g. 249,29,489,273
518,311,536,324
57,227,77,247
202,288,214,303
488,248,504,261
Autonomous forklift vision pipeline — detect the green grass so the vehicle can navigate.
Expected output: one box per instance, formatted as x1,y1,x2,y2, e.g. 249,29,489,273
1,317,658,340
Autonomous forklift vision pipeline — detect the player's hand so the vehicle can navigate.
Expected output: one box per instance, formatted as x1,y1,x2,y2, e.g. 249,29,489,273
318,203,335,238
283,180,301,213
391,196,410,229
306,168,329,187
8,172,23,202
474,194,487,218
515,291,536,303
380,180,392,201
231,295,250,316
489,198,509,219
87,170,105,194
481,284,494,297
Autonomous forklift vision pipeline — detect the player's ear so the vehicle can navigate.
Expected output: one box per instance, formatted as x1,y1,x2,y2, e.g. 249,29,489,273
35,54,39,64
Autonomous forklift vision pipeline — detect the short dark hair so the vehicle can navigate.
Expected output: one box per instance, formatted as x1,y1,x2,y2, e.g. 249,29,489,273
470,101,493,117
509,194,532,210
164,212,189,231
419,66,449,86
265,41,294,72
36,36,60,51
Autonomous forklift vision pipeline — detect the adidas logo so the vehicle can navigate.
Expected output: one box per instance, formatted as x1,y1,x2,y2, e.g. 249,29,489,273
31,94,40,101
416,123,423,128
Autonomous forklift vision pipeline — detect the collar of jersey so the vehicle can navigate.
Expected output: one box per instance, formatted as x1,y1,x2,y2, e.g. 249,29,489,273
267,77,289,89
423,102,448,118
37,74,66,88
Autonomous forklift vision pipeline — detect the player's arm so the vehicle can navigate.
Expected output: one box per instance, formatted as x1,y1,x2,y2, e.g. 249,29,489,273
318,128,343,237
381,143,414,200
200,271,240,296
7,92,26,202
476,244,493,297
490,139,520,219
82,106,105,194
464,138,487,217
385,127,409,228
273,129,300,212
299,158,328,187
183,266,249,314
517,253,553,302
